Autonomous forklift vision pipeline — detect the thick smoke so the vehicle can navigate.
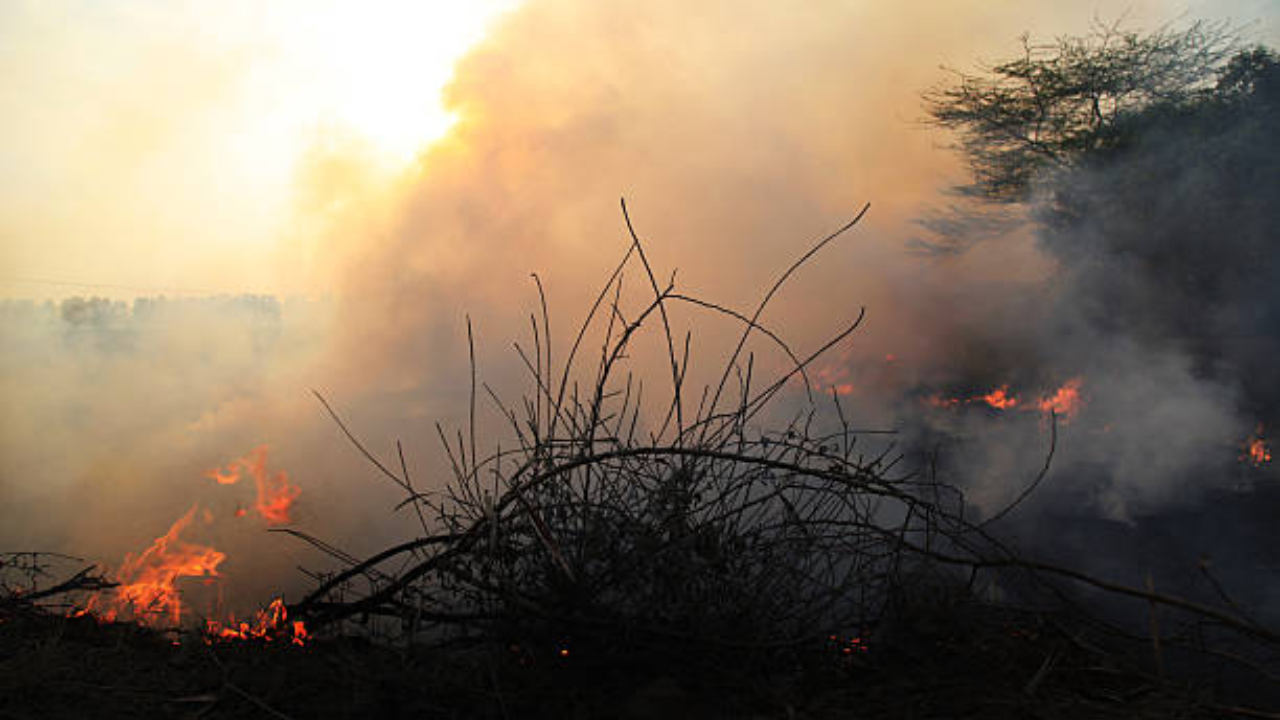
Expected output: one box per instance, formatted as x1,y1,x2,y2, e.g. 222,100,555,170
886,43,1280,623
304,1,1280,627
3,0,1277,622
0,296,346,606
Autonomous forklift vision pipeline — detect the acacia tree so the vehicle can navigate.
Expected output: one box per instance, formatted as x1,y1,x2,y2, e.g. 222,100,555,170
922,19,1280,416
923,21,1240,204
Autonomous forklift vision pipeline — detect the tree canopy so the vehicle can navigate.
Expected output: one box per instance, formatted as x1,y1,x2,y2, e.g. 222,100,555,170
922,21,1280,413
923,21,1249,203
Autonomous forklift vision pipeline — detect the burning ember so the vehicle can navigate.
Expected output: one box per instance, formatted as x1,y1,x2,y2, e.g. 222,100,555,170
205,445,301,525
206,597,309,646
1241,426,1272,467
84,506,224,626
827,634,870,657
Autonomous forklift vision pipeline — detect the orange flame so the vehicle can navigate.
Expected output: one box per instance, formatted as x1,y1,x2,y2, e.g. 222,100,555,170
207,445,300,525
75,446,306,642
206,598,308,646
980,386,1018,410
1241,427,1272,467
87,506,225,626
810,347,858,396
1037,377,1083,421
923,377,1085,423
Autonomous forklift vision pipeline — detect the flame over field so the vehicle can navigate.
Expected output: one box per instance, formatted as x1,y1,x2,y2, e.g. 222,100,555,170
1036,378,1083,418
78,446,306,644
980,386,1019,410
84,506,224,626
924,377,1085,421
204,445,301,525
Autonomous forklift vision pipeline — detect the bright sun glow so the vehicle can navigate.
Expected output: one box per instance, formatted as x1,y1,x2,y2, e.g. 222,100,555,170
261,0,518,164
0,0,521,298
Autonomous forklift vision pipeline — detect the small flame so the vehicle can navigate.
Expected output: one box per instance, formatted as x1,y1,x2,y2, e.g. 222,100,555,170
810,346,858,396
206,598,308,646
923,377,1085,424
980,386,1018,410
207,445,300,525
1242,426,1272,467
87,506,225,626
1037,377,1084,421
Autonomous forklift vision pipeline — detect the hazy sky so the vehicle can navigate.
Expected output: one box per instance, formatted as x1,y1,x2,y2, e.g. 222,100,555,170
1,0,1274,300
0,0,516,298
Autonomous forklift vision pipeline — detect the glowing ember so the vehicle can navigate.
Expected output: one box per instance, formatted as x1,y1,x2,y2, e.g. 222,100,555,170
1241,427,1272,467
87,506,225,626
924,394,962,409
980,386,1019,410
827,634,870,656
206,598,308,646
207,445,300,525
1037,377,1084,420
810,347,858,396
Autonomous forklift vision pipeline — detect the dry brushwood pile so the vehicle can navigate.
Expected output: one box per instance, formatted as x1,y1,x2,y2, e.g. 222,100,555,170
5,202,1280,719
287,202,936,653
282,202,1280,712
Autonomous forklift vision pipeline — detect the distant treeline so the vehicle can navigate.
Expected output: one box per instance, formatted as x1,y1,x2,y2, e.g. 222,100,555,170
0,294,333,359
0,294,291,327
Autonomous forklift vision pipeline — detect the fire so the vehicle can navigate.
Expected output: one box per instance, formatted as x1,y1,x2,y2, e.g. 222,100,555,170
923,377,1085,422
1241,426,1272,467
1037,377,1083,421
980,386,1018,410
810,346,858,396
75,444,306,643
87,506,225,626
206,445,300,525
206,598,309,646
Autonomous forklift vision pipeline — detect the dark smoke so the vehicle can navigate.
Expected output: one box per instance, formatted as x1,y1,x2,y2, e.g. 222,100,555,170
890,47,1280,627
